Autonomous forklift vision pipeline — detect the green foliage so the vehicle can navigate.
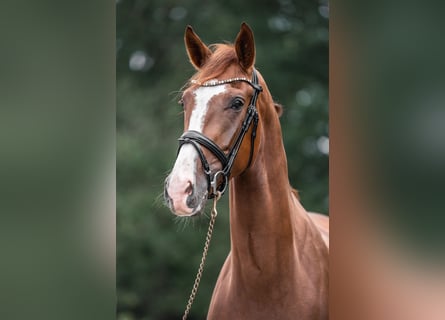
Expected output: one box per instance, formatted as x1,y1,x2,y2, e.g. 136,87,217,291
117,0,328,318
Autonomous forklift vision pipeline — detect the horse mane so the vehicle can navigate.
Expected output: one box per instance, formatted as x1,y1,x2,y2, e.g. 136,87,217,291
190,44,246,84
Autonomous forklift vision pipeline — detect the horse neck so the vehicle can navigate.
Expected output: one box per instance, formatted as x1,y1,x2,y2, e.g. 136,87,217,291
228,99,308,276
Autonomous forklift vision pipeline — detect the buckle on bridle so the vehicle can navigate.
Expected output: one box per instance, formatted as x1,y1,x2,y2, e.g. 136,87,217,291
210,170,228,197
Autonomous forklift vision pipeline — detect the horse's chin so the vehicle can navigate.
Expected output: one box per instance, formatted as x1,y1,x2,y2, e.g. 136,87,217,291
169,190,208,217
180,204,207,218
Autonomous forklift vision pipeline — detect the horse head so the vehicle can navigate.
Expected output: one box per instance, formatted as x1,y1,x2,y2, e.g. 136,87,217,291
164,23,269,216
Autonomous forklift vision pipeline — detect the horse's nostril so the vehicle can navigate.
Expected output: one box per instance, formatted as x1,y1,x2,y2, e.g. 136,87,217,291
186,195,197,208
185,181,193,196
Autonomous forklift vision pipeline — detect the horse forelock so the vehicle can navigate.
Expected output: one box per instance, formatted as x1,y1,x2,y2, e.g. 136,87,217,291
190,44,244,84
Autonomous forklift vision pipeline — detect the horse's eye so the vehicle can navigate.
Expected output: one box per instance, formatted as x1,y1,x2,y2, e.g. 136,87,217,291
230,98,245,111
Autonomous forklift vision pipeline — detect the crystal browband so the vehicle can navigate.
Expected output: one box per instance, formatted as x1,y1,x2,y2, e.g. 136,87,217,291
190,77,251,87
190,76,262,92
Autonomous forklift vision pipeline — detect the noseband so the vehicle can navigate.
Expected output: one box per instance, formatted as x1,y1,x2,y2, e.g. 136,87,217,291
177,69,263,198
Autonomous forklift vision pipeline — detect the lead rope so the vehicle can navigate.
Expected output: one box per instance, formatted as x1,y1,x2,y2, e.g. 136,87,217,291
182,191,222,320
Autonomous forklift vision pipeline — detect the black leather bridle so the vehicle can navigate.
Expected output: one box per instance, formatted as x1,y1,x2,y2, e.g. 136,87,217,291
177,69,263,199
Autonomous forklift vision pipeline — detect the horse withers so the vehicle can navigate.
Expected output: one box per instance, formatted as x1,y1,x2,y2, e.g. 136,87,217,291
164,23,329,320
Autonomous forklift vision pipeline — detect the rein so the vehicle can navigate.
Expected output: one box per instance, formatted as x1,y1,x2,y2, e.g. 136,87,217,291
182,191,221,320
178,69,263,198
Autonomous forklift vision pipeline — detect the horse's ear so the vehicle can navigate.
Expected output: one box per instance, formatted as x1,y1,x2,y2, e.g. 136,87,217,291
184,25,212,70
235,22,256,71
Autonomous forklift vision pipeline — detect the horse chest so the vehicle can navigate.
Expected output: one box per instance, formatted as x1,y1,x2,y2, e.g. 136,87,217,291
207,253,328,320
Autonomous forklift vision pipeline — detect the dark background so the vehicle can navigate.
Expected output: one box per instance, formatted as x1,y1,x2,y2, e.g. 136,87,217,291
117,1,328,319
1,1,444,320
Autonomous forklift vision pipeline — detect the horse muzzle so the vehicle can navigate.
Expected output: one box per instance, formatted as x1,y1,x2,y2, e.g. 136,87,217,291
164,174,208,216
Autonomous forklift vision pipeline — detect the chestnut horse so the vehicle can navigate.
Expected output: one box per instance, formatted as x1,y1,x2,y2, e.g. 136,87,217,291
164,23,329,320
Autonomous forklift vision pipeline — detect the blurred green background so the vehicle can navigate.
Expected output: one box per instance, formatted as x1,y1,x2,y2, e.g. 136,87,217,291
117,0,328,319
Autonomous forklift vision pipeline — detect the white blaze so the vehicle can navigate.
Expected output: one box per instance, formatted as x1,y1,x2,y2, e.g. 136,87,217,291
188,85,226,131
167,85,227,213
